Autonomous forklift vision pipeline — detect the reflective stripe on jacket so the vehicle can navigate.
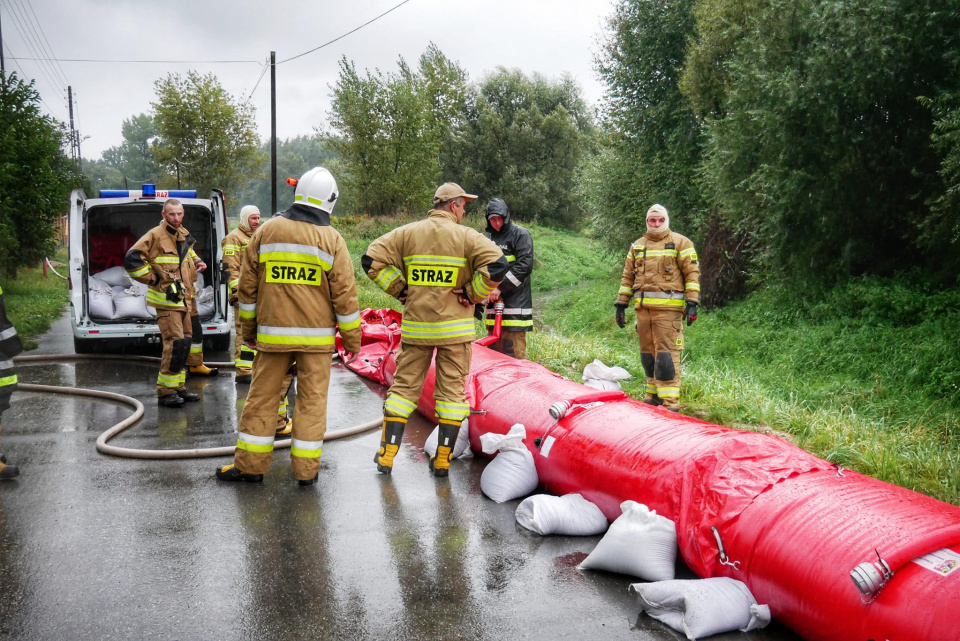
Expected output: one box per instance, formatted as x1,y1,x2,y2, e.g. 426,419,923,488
363,209,508,346
238,203,361,354
615,229,700,310
123,222,196,311
0,286,24,363
222,224,253,301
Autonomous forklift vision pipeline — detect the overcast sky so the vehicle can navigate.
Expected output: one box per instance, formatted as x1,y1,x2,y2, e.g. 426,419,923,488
1,0,616,160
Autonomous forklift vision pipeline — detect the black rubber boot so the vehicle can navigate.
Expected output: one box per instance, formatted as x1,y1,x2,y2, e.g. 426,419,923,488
298,473,318,487
0,462,20,480
215,464,263,483
177,389,200,402
235,374,252,384
158,394,185,408
428,422,461,478
374,418,407,475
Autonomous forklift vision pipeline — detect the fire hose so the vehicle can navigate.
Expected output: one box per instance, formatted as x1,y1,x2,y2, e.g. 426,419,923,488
12,353,382,459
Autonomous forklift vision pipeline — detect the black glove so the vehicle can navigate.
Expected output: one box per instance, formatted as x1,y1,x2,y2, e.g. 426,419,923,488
474,303,485,322
397,285,408,304
683,301,698,326
165,281,183,304
615,303,627,329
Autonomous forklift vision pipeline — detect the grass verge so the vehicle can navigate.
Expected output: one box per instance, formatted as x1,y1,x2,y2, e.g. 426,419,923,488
3,250,70,349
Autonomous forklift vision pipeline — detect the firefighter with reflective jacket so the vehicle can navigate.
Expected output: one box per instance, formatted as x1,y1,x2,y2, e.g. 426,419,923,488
124,198,202,408
222,205,295,436
0,285,23,480
215,167,362,486
182,246,219,378
222,205,260,384
363,183,509,477
615,204,700,411
480,198,534,359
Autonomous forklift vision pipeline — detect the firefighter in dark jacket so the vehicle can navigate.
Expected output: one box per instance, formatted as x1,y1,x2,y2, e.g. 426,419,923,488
124,198,201,408
0,284,23,479
480,198,534,359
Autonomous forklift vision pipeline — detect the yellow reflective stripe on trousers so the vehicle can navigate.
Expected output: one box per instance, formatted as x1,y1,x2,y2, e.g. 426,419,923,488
256,325,336,346
0,374,18,388
374,265,403,291
384,393,417,418
291,438,323,458
127,265,151,278
401,318,475,340
157,372,180,388
238,302,256,319
657,386,680,398
336,310,361,331
403,255,467,267
685,282,701,291
278,398,288,415
147,290,185,308
434,400,469,421
471,271,495,298
190,344,203,354
236,432,275,453
259,243,333,271
645,383,657,394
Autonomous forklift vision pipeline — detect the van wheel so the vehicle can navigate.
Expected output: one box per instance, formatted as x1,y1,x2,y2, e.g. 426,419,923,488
73,336,99,354
209,333,232,352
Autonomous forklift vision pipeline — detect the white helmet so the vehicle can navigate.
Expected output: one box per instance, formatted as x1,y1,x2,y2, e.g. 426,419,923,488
294,167,339,213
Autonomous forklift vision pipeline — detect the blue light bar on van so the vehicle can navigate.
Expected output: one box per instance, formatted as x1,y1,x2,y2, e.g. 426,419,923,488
98,189,199,199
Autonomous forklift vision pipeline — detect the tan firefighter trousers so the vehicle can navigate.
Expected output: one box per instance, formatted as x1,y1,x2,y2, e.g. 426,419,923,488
155,308,191,397
636,307,684,409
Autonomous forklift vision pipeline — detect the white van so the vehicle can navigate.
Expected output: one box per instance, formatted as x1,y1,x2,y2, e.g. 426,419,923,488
67,185,231,354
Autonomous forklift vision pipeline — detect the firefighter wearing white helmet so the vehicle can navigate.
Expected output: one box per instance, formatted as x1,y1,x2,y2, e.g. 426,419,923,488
216,167,362,485
614,204,700,411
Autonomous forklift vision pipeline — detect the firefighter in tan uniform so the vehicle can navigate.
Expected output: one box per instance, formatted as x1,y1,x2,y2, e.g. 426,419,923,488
215,167,361,486
0,284,23,480
182,247,219,378
222,205,260,383
364,183,510,477
615,204,700,411
124,199,201,408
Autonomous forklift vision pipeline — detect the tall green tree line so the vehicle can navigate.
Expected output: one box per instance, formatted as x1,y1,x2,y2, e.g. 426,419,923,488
591,0,960,300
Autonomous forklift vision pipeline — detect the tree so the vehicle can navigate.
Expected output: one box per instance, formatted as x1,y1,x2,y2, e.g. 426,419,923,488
152,71,261,208
446,68,595,228
101,113,159,186
0,72,79,279
325,45,468,216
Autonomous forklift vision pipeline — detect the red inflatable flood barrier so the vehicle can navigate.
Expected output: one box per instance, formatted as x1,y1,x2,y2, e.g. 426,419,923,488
338,311,960,641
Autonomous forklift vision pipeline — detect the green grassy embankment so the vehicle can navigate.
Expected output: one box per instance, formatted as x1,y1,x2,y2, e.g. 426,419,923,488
3,250,70,349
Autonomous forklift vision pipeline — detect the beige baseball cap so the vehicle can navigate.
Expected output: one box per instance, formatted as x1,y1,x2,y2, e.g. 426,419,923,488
433,182,478,205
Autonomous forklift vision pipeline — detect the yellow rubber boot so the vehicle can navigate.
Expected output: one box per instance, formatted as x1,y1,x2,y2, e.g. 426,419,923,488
374,417,407,475
190,364,220,376
428,421,461,478
276,417,292,437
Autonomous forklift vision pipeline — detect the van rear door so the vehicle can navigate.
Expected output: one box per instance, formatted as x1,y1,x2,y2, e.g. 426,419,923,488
68,188,87,324
210,189,227,318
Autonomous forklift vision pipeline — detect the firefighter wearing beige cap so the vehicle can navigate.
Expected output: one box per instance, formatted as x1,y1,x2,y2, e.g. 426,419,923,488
363,182,510,477
614,204,700,411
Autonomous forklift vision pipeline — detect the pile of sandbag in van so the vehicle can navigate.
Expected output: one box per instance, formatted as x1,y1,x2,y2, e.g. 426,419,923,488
88,266,211,320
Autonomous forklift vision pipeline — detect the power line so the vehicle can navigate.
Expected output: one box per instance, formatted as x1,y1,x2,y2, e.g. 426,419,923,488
20,0,71,86
4,1,63,97
277,0,413,64
243,56,271,104
2,40,61,120
9,56,264,64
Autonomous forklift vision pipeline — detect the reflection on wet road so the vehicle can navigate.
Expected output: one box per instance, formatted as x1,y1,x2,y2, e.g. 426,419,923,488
0,312,801,639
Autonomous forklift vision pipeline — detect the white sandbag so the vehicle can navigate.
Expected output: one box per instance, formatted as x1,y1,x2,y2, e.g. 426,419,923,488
578,500,677,580
582,359,631,391
196,285,214,304
88,290,115,320
88,276,112,294
195,271,204,290
114,292,152,319
111,285,127,297
424,418,473,459
92,265,133,288
515,493,608,536
198,299,215,317
480,423,539,503
629,577,771,640
147,306,157,318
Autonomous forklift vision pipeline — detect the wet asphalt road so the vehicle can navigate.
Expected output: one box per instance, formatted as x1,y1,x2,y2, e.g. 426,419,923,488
0,311,801,640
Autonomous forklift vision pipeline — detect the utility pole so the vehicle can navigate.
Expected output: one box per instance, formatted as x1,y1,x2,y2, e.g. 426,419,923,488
1,9,6,74
270,51,277,216
68,85,78,169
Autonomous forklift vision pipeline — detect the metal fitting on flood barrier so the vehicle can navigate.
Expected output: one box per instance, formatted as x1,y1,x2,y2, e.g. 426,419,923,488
850,551,894,603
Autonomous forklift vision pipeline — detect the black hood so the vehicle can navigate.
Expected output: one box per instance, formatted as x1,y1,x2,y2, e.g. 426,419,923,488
485,198,511,233
278,202,330,227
